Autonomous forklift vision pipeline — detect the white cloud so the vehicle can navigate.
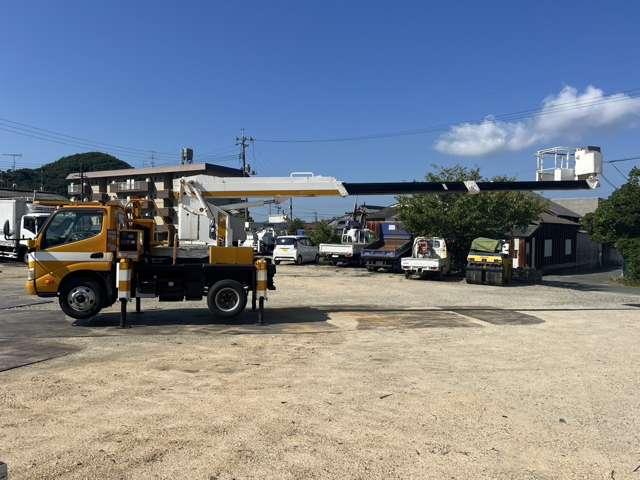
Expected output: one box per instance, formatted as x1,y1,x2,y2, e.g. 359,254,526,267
434,85,640,156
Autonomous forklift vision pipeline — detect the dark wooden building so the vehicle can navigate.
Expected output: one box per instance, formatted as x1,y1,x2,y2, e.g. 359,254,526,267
512,202,582,272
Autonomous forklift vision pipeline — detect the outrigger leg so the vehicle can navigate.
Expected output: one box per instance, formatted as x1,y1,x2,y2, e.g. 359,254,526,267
120,299,128,328
135,297,142,314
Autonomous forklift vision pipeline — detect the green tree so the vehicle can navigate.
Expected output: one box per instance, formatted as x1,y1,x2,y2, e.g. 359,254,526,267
0,152,131,195
582,167,640,281
309,221,340,245
287,217,306,235
397,164,546,269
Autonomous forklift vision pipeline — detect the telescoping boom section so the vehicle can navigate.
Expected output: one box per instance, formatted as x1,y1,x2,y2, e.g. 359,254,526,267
178,173,598,200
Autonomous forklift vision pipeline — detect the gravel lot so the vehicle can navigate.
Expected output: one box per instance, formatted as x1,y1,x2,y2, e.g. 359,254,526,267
1,262,640,479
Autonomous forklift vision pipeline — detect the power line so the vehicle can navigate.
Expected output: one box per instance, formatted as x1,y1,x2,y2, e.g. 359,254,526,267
1,153,22,170
0,117,238,165
605,155,640,164
256,88,640,143
600,173,618,190
610,162,629,181
0,117,179,157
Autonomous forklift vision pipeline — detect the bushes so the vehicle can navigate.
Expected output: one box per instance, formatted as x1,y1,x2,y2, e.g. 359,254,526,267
617,237,640,282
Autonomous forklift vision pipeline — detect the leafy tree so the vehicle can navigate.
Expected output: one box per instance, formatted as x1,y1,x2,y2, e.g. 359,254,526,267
582,167,640,281
309,220,340,245
287,217,306,235
0,152,131,195
397,164,546,268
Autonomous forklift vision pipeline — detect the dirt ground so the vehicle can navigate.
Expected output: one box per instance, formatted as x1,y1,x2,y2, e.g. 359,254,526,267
1,262,640,479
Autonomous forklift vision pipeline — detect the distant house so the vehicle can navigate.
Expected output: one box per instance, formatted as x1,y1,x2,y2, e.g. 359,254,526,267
551,197,622,269
512,197,621,272
511,202,582,272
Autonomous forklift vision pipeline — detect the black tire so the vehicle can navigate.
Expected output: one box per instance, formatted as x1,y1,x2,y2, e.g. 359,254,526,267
314,254,320,264
274,260,281,265
404,271,411,279
296,255,303,265
59,277,104,320
207,280,247,318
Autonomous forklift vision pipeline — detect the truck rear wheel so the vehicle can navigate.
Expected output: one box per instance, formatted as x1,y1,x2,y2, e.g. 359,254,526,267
207,280,247,318
59,277,104,320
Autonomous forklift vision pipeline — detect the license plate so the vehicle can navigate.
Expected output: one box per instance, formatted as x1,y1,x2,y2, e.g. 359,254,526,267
281,248,289,251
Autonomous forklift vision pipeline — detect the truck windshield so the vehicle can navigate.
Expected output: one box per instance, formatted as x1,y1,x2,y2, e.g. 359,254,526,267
277,238,297,245
36,216,48,233
43,210,104,248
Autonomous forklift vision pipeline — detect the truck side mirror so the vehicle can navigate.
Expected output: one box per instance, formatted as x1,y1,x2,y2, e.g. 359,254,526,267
3,219,12,240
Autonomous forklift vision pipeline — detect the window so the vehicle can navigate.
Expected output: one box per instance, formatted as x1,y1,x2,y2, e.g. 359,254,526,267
22,216,36,235
544,239,553,258
277,237,297,246
43,210,104,248
565,238,572,255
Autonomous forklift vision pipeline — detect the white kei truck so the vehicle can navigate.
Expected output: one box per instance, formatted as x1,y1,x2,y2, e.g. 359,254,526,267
401,236,450,279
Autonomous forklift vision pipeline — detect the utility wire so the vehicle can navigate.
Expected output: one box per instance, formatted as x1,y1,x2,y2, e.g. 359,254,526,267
0,117,178,157
605,155,640,164
600,173,618,190
0,117,236,164
256,89,640,143
610,163,629,181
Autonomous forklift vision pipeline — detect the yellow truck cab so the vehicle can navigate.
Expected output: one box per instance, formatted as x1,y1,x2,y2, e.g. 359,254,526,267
27,204,121,316
26,203,275,322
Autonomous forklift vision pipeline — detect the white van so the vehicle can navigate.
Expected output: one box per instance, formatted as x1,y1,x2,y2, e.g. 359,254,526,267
273,235,319,265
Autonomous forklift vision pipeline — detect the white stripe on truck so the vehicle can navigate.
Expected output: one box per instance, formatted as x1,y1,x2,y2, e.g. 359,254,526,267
30,252,113,262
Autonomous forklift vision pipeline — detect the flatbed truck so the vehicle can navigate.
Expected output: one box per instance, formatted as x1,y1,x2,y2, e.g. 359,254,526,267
362,222,412,272
401,236,450,279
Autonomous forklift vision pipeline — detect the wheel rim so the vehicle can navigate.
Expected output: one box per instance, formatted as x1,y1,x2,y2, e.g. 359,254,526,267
67,285,97,313
214,287,241,312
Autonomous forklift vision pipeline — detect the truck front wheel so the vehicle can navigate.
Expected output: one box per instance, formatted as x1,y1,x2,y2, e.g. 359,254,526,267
207,280,247,318
59,277,104,320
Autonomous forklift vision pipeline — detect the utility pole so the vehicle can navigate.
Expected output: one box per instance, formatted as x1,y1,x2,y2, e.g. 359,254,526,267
2,153,22,171
235,129,255,176
235,129,255,221
149,151,156,168
289,198,293,222
79,159,85,201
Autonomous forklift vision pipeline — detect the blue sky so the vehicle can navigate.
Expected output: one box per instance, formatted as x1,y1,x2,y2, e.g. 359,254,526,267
1,1,639,219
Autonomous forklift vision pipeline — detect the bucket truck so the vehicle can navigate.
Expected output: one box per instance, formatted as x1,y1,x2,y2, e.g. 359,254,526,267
22,155,601,326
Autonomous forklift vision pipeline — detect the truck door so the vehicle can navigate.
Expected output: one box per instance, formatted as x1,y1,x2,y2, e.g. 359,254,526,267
32,208,110,295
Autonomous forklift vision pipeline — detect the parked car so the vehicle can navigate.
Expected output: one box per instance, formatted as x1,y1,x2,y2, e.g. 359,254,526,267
273,235,319,265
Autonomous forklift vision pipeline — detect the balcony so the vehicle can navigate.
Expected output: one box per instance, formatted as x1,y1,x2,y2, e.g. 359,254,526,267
108,180,150,194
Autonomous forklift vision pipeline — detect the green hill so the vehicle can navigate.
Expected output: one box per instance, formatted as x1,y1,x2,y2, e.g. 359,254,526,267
0,152,131,196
